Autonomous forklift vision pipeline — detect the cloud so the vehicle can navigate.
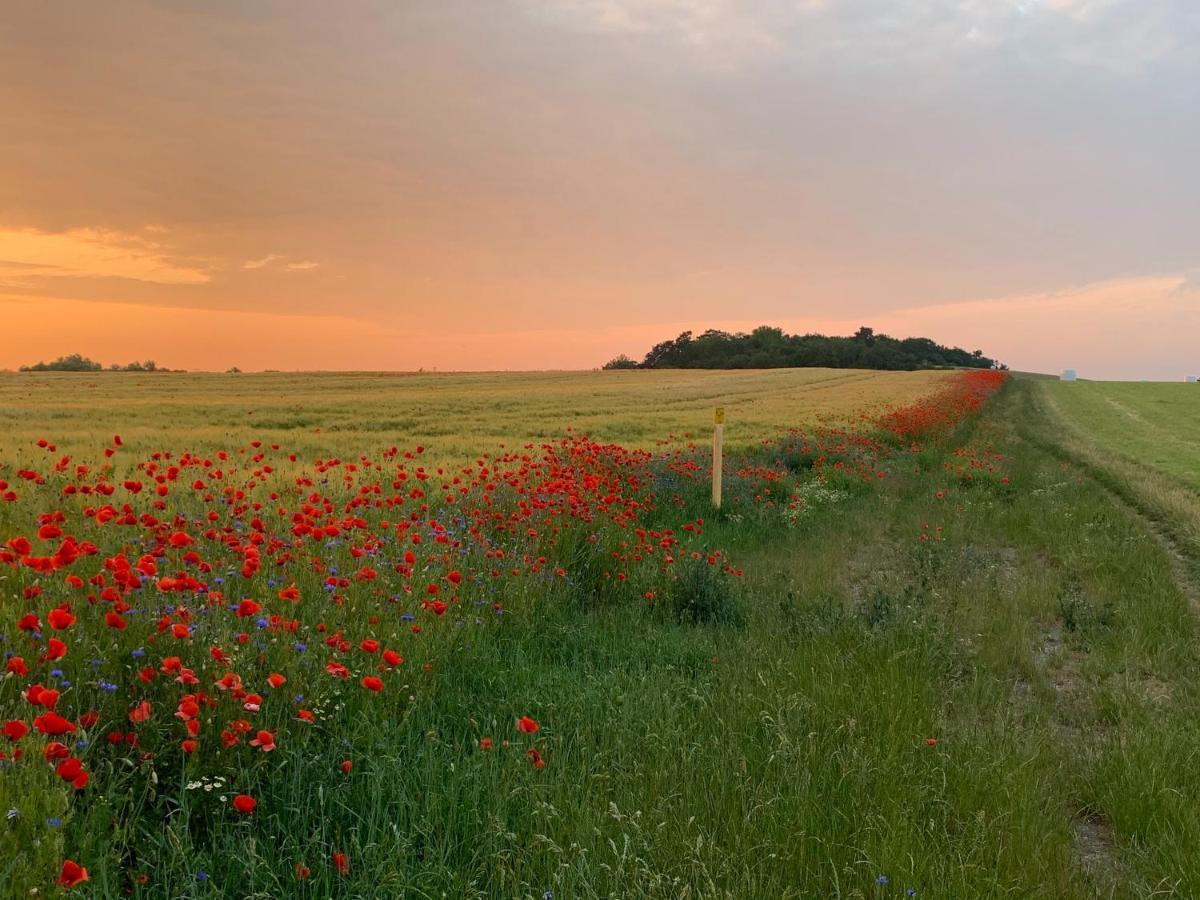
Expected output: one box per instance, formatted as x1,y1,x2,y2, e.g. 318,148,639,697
242,254,284,270
531,0,1197,73
243,254,319,272
0,227,209,285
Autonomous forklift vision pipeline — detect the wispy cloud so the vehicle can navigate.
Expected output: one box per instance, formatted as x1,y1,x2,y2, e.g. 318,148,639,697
243,254,319,272
242,253,285,270
532,0,1197,73
0,227,209,285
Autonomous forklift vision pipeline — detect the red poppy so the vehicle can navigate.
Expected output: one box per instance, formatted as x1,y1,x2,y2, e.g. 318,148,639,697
333,851,350,876
58,859,89,888
266,672,286,689
516,716,539,734
528,747,545,769
341,759,353,774
361,675,383,693
34,712,76,735
2,720,28,742
249,729,277,752
232,794,257,814
46,607,76,630
43,741,71,761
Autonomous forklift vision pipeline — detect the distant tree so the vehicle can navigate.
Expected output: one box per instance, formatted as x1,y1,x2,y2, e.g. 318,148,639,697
226,366,242,374
20,353,102,372
602,354,638,370
614,326,999,372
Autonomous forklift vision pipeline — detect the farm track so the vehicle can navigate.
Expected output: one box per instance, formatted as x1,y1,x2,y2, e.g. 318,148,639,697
1015,379,1200,895
1023,387,1200,612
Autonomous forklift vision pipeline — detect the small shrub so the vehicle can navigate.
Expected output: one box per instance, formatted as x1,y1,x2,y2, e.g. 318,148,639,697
666,555,742,626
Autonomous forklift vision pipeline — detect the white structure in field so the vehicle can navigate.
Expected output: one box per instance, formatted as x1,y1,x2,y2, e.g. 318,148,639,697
1060,369,1077,382
1188,375,1198,383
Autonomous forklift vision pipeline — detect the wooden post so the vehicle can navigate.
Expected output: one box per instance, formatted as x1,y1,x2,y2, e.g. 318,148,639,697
712,407,724,508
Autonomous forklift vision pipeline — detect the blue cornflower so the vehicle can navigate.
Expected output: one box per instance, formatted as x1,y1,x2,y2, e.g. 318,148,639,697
906,890,917,898
132,648,145,658
100,681,118,692
47,817,63,827
50,668,64,679
196,871,209,882
293,642,307,652
877,875,889,885
255,617,269,629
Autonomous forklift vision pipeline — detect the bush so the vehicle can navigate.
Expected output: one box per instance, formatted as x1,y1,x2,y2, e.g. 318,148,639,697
665,554,742,626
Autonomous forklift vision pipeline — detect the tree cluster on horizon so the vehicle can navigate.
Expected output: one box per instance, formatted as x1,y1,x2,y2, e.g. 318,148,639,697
604,326,1003,372
19,353,176,373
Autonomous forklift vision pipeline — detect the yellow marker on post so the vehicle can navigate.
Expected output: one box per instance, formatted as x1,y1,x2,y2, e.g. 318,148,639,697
712,407,725,508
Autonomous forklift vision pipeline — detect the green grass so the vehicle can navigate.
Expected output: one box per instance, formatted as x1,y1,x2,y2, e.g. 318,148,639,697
1042,380,1200,489
5,373,1200,897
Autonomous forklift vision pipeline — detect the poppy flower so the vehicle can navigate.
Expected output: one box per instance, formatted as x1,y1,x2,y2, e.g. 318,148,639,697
56,757,86,786
341,759,352,774
266,673,286,689
34,712,76,735
479,737,493,751
361,675,383,693
46,638,67,660
46,607,76,630
249,729,277,752
2,720,28,742
58,859,88,888
528,747,546,769
516,716,539,734
232,794,257,814
333,851,350,876
43,741,71,761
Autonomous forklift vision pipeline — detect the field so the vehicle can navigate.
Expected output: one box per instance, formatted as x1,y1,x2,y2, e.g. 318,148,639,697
3,368,1200,899
1042,381,1200,490
0,369,946,462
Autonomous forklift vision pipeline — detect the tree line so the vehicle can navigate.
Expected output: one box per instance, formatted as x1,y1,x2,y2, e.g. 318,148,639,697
19,354,175,372
604,326,1002,371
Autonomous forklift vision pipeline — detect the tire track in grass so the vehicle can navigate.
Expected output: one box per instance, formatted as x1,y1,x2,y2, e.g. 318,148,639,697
1017,380,1200,895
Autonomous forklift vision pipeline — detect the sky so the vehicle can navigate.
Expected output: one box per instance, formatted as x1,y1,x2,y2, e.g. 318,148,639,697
1,0,1197,378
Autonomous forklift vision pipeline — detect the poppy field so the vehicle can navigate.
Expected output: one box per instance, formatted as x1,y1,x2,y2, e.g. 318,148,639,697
4,369,1200,898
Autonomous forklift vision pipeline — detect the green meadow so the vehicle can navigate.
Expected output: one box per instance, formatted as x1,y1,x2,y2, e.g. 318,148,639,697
2,371,1200,898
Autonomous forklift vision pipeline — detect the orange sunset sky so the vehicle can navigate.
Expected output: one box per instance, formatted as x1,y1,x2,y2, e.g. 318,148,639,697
2,2,1197,378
